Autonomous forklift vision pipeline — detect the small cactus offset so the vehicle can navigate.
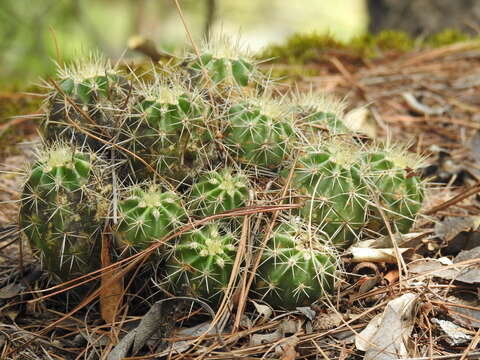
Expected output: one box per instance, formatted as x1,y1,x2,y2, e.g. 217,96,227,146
186,34,259,88
289,141,368,247
19,145,107,280
163,221,238,303
225,95,295,168
253,220,337,309
44,54,130,149
122,76,213,181
362,146,425,234
189,167,249,216
114,184,187,255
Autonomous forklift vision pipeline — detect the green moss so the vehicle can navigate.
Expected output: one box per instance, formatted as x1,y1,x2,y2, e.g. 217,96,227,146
261,32,344,64
425,29,472,47
261,29,477,65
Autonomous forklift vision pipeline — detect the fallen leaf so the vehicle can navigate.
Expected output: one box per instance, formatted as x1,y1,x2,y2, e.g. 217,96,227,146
350,247,409,263
100,231,124,324
446,296,480,328
408,257,480,284
252,300,273,324
295,307,316,321
434,216,480,242
343,107,376,137
356,293,418,360
277,336,299,359
431,318,472,346
0,283,23,299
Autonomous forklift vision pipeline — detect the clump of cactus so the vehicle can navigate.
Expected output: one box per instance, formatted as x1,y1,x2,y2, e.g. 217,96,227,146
163,221,238,303
19,35,428,310
19,144,108,280
253,219,337,309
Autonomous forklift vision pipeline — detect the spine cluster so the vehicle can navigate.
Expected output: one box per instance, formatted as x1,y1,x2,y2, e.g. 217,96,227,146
19,36,427,309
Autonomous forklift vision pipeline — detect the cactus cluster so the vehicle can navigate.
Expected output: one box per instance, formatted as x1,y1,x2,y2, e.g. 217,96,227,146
19,35,427,309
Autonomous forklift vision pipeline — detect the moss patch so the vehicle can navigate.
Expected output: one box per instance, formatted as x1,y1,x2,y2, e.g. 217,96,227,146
261,29,477,64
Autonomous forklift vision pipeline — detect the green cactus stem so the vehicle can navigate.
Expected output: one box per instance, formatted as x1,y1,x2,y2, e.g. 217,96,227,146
253,220,337,309
19,145,107,280
163,221,238,304
189,168,249,216
114,184,187,255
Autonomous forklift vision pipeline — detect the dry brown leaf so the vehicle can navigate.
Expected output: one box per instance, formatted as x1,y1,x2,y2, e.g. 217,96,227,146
100,232,124,324
434,216,480,242
279,343,298,360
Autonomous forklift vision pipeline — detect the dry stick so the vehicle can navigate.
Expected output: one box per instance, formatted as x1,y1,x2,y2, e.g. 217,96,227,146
7,205,296,357
365,181,408,288
424,182,480,215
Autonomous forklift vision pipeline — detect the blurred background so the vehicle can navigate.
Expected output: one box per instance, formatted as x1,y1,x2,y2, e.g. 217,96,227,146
1,0,479,86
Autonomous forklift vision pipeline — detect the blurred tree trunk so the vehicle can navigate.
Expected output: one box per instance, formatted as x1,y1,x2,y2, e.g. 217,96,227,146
367,0,480,35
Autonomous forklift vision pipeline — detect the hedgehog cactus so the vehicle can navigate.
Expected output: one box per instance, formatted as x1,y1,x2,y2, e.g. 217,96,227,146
44,55,129,149
114,184,187,255
363,147,424,234
253,220,337,309
290,141,368,247
163,221,238,303
122,77,213,181
189,168,249,216
19,42,429,310
19,145,106,280
225,96,295,168
291,92,349,139
187,34,258,88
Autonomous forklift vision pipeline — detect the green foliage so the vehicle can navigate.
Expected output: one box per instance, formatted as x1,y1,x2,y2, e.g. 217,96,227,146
19,145,106,280
164,221,238,303
253,220,336,309
262,29,477,65
425,28,472,47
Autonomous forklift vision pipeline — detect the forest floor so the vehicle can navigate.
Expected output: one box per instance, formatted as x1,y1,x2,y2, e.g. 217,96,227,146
1,40,480,359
